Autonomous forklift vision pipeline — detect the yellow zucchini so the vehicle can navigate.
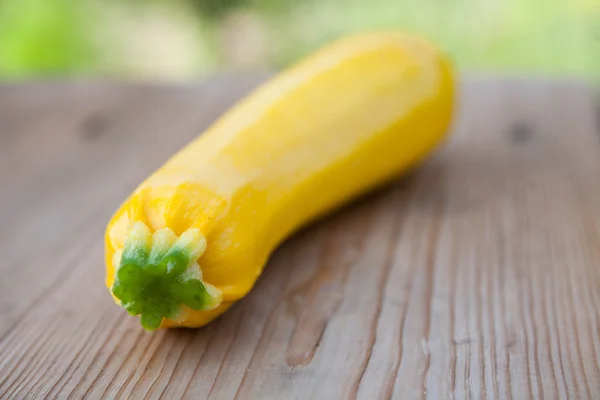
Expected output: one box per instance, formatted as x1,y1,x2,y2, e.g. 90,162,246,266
105,32,455,330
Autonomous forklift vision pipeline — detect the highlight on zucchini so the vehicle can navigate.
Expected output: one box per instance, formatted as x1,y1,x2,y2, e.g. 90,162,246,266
105,31,455,330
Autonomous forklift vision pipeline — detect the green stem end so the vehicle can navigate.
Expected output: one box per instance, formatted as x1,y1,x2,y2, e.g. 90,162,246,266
111,222,221,331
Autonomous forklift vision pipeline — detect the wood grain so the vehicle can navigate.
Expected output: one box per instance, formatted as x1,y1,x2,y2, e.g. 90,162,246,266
0,77,599,400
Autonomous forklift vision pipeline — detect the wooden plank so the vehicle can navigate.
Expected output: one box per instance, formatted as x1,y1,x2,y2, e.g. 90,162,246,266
0,78,599,400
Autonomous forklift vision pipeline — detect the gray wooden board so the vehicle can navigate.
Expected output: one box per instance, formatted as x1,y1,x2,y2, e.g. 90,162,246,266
0,77,599,399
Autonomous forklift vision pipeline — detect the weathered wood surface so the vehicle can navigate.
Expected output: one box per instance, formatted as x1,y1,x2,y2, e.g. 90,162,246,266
0,77,599,400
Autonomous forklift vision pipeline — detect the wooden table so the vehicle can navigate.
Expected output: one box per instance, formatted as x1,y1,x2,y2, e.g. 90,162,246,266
1,77,599,399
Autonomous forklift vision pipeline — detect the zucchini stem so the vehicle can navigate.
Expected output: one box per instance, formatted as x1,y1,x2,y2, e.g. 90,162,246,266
111,222,222,331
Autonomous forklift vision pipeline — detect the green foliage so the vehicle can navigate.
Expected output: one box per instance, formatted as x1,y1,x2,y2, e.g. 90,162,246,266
0,0,596,81
260,0,599,81
0,0,95,77
189,0,247,18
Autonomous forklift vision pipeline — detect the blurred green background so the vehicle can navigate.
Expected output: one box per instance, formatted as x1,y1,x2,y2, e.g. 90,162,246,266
0,0,598,81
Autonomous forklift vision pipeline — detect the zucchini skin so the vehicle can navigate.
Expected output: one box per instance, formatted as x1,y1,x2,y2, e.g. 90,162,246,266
105,32,454,330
